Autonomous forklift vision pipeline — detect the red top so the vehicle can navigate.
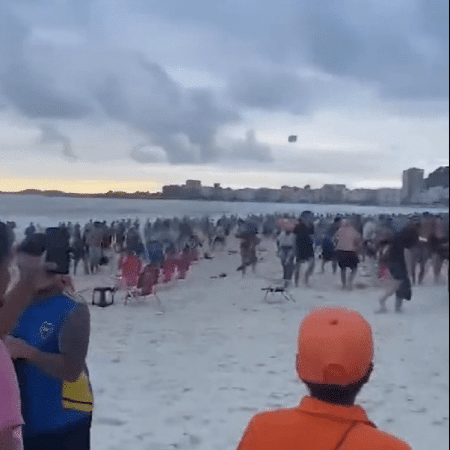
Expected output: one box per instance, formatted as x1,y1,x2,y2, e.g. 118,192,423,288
237,396,411,450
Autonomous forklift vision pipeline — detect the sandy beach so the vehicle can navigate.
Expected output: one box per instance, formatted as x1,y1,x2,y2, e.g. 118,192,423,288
62,234,450,450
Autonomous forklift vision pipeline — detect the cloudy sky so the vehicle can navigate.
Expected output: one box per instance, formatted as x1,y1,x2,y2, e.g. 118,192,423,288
0,0,448,194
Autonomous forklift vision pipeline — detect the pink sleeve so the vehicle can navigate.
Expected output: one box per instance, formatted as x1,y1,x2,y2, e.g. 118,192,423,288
0,340,24,430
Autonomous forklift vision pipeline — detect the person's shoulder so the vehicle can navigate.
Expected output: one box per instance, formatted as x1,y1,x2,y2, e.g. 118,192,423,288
59,292,90,317
351,423,411,449
60,290,87,306
248,407,301,428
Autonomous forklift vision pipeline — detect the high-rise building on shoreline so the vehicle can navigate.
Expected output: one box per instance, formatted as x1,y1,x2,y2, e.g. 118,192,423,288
402,168,425,203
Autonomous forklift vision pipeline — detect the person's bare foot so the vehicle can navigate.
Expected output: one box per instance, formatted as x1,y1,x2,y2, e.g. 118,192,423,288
375,300,388,314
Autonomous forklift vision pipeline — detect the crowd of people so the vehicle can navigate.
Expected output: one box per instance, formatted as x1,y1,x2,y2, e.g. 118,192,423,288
10,210,450,312
234,210,448,313
0,209,448,449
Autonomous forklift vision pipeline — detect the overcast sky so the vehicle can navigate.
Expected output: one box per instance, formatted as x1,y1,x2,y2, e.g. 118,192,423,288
0,0,448,193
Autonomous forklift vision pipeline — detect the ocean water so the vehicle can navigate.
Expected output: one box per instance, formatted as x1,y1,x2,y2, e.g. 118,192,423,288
0,193,447,235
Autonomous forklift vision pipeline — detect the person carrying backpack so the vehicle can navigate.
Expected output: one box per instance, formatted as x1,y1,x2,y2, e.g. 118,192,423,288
236,306,411,450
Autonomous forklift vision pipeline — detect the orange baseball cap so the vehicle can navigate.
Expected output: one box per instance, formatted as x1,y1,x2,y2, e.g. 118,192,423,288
297,307,374,386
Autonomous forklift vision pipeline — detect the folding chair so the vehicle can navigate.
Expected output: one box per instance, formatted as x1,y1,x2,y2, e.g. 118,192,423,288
262,286,295,303
117,253,142,302
125,264,164,314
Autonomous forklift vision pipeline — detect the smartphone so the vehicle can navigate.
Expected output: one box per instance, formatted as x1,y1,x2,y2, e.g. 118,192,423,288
0,222,13,262
17,233,47,257
44,227,70,275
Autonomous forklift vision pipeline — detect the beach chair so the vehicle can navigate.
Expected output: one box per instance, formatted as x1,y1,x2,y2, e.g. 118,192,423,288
117,253,142,302
162,252,178,283
175,248,191,279
125,264,164,313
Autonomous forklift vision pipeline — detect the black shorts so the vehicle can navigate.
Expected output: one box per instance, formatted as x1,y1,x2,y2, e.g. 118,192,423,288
388,262,411,300
388,262,408,281
336,250,359,270
23,418,91,450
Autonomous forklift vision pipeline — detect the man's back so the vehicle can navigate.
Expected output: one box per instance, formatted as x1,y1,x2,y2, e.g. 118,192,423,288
237,397,411,450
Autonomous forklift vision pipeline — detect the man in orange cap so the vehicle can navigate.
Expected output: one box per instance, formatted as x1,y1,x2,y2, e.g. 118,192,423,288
236,307,411,449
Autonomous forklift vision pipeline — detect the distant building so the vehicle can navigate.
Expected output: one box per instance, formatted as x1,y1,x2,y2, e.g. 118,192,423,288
416,186,449,205
345,189,377,204
160,167,447,206
375,188,401,206
201,186,215,199
235,188,256,202
185,180,202,190
402,168,424,203
426,166,449,189
162,184,183,198
320,184,347,203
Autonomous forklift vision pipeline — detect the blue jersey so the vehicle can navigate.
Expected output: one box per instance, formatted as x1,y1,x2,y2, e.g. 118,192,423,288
12,294,91,437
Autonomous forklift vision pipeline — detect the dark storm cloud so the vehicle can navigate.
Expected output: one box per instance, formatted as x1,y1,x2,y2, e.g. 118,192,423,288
1,64,91,119
130,143,167,163
10,0,94,28
132,0,448,101
0,4,29,70
297,0,449,99
227,69,311,113
95,55,239,164
39,124,77,160
228,130,273,162
0,0,447,169
0,3,241,164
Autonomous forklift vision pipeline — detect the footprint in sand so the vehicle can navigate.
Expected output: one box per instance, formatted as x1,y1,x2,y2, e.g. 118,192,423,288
96,417,126,426
411,407,427,413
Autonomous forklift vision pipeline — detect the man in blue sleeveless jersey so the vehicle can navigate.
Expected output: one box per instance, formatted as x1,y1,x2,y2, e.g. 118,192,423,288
5,275,93,450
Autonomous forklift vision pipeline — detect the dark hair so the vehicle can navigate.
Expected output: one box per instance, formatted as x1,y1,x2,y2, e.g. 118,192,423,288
0,222,13,265
303,363,373,406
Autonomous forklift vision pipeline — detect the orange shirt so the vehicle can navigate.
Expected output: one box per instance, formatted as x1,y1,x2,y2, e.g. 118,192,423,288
237,396,411,450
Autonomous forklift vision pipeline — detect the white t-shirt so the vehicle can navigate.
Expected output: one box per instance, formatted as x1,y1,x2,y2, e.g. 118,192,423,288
277,231,296,248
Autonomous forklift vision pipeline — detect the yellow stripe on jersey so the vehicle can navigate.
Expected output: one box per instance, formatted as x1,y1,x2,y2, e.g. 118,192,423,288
62,371,93,413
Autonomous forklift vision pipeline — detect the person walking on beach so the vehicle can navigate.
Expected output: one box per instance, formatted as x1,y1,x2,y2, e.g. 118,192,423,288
334,219,363,290
236,232,261,275
276,229,296,287
293,218,315,287
236,306,411,450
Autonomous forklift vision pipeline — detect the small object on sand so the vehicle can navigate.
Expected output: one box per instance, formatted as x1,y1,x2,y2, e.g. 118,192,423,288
204,253,214,260
228,250,238,255
210,273,228,279
92,287,115,307
261,286,295,302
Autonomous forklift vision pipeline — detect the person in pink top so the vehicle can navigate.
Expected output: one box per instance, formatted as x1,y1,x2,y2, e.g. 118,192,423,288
334,219,363,290
0,222,57,450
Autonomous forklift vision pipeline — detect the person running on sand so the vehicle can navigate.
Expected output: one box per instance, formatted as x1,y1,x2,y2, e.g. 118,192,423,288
236,307,411,450
237,234,260,275
377,221,418,314
293,219,315,287
276,229,296,287
334,219,363,290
